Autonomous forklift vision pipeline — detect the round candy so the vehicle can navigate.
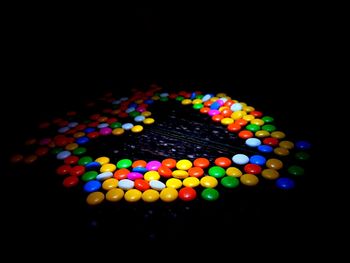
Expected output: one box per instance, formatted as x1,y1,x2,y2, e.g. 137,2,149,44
176,159,193,170
117,159,132,169
142,189,160,202
249,155,266,166
96,171,113,181
122,123,134,130
162,158,177,169
193,158,210,168
276,178,295,190
244,164,262,175
86,192,104,205
131,125,143,133
134,179,150,191
208,166,226,178
112,128,124,135
63,176,79,188
113,168,130,180
240,174,259,186
146,160,162,171
262,116,274,123
245,138,261,147
183,177,200,188
85,161,101,170
226,167,242,177
221,176,239,188
100,163,117,173
288,165,305,176
132,160,147,168
232,154,249,165
158,165,173,178
179,187,197,201
149,180,166,191
257,145,273,153
166,178,183,189
200,176,218,188
271,131,286,139
255,130,270,138
127,172,144,180
144,171,160,181
188,167,204,178
82,171,98,182
102,178,118,190
214,157,232,168
143,118,155,124
201,188,219,201
172,170,189,179
118,179,135,190
95,156,110,165
106,188,124,202
266,159,283,170
73,147,87,155
274,147,290,156
84,180,102,192
65,143,79,151
295,140,311,150
57,150,71,160
160,188,178,202
78,156,93,166
295,151,310,160
124,189,142,202
261,169,279,180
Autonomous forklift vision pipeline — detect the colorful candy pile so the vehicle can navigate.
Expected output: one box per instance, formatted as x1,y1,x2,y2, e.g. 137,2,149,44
10,84,311,205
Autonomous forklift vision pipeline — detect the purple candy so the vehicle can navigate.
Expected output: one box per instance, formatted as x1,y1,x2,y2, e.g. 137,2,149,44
127,172,144,180
99,127,112,135
146,160,161,171
208,109,220,116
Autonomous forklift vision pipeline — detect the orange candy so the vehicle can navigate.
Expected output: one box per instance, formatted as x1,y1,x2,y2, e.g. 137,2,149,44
132,160,147,168
162,158,177,169
214,157,232,168
113,168,130,180
188,167,204,178
238,130,253,139
193,158,210,168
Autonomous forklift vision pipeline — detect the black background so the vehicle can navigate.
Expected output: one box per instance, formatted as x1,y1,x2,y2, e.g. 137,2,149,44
1,6,327,254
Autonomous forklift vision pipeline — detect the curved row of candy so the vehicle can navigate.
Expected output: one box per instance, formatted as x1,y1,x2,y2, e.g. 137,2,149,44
10,85,311,205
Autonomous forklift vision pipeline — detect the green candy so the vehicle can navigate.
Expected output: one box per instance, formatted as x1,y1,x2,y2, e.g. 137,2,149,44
208,166,226,178
295,152,310,160
221,176,239,188
201,188,219,201
110,122,122,129
262,124,276,132
175,96,184,101
82,171,98,182
129,111,140,117
160,97,169,102
78,156,93,166
196,94,204,99
193,103,204,110
51,148,63,154
288,165,305,176
262,116,274,123
73,147,87,155
246,124,260,132
117,158,132,169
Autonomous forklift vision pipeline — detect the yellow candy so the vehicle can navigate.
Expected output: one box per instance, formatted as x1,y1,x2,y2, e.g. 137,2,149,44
271,131,286,139
216,93,226,98
151,95,160,100
176,159,193,170
160,188,178,202
112,128,125,135
221,118,234,125
183,177,200,187
135,99,143,104
250,119,264,126
243,106,255,112
231,111,247,120
166,178,183,189
73,132,85,138
102,178,119,190
131,125,143,133
192,99,203,104
226,167,243,177
144,171,160,181
95,156,110,165
100,163,117,173
141,111,152,117
124,189,142,202
219,106,229,112
266,159,283,170
240,102,247,107
142,189,160,202
255,130,270,138
106,188,124,202
200,176,218,188
274,147,290,156
242,114,255,121
261,169,280,180
172,170,189,179
86,191,105,205
240,174,259,186
143,118,155,125
210,97,219,102
181,99,192,105
279,140,294,149
65,143,78,151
